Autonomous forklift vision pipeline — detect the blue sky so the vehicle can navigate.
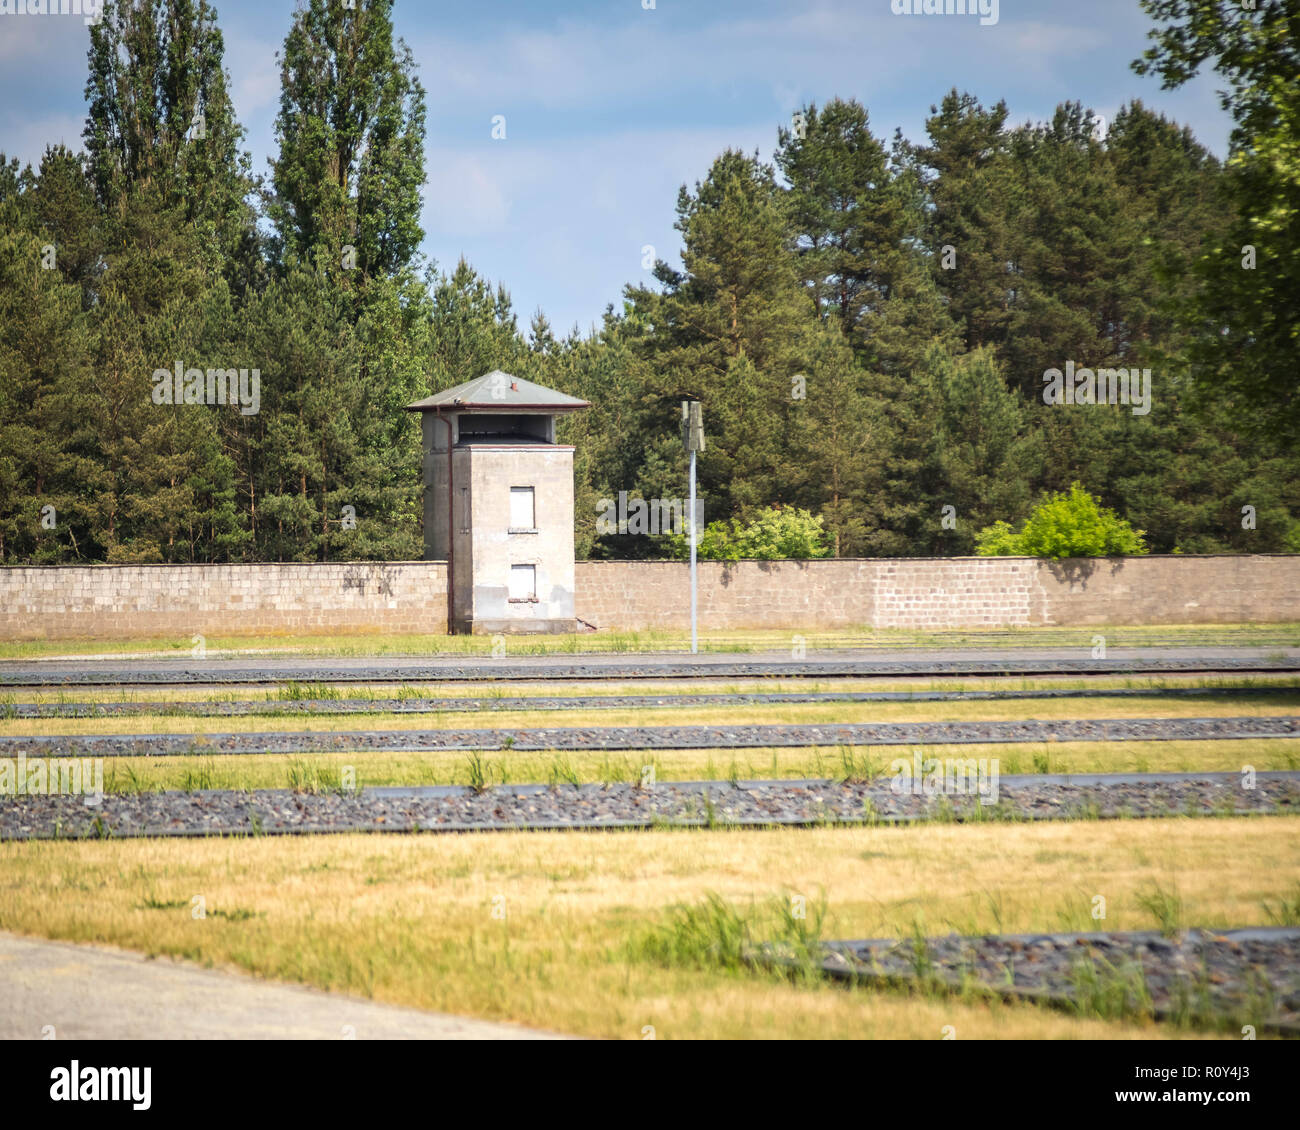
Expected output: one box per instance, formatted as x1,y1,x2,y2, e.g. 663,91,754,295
0,0,1232,336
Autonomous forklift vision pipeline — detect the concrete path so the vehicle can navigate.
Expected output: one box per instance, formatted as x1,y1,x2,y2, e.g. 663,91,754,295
0,932,568,1040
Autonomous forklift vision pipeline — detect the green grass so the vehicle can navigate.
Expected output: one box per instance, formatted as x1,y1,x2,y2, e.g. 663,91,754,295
1261,884,1300,926
7,817,1291,1038
63,737,1300,796
1135,880,1185,937
7,689,1297,739
276,681,344,701
638,881,1287,1034
632,890,829,979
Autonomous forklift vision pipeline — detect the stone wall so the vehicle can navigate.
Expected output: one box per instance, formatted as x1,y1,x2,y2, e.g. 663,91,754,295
0,562,448,640
572,556,1300,631
0,555,1295,640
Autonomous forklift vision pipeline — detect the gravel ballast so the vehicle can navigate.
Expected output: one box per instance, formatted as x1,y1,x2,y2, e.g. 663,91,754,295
3,715,1297,758
805,927,1300,1033
2,771,1296,840
10,684,1298,719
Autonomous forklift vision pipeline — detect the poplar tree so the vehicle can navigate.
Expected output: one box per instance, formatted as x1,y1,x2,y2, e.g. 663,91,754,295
269,0,426,278
84,0,258,289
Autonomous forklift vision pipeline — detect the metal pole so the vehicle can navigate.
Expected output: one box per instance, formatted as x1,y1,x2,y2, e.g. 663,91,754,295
689,447,698,655
438,410,455,636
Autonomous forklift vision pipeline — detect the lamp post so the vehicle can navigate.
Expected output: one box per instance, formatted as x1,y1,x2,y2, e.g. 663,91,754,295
681,401,705,655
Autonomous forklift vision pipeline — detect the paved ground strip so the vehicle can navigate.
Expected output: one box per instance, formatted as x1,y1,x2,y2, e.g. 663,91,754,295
3,772,1296,840
10,684,1299,718
799,927,1300,1034
3,715,1296,758
3,650,1298,686
0,932,567,1040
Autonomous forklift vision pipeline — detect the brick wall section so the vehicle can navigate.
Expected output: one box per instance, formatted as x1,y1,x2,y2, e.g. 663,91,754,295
868,558,1039,628
0,555,1295,640
573,556,1300,631
0,562,448,640
573,560,881,630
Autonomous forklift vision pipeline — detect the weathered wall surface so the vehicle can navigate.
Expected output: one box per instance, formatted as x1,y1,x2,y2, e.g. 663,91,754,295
463,445,577,634
0,555,1295,640
572,556,1300,631
0,562,448,640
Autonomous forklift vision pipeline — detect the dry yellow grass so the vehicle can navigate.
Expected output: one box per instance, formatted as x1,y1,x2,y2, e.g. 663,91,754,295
1,817,1293,1039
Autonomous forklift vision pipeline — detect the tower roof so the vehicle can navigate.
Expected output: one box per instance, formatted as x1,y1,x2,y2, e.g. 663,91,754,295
406,371,589,413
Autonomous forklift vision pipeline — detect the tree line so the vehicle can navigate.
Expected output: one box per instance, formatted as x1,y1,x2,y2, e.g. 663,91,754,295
1,0,1295,565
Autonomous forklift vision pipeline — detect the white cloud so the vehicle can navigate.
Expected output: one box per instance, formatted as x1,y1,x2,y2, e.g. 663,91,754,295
0,0,1236,333
423,148,514,237
1010,20,1108,58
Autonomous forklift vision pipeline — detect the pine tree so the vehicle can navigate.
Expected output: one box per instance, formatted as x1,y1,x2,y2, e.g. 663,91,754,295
626,149,814,519
919,344,1043,554
0,182,96,563
789,323,891,556
997,103,1133,395
1107,99,1225,354
242,268,358,561
910,91,1017,355
25,146,103,307
776,99,908,336
425,260,526,387
87,184,245,562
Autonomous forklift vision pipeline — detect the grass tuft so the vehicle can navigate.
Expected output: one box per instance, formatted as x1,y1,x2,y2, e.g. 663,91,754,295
1136,881,1185,938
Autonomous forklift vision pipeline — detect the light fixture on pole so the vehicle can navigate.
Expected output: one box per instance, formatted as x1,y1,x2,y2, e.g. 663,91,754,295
681,401,705,655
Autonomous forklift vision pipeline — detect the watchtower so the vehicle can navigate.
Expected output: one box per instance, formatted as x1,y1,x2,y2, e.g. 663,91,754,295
407,371,589,634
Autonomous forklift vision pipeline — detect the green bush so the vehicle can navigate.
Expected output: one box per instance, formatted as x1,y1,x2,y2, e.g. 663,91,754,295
975,483,1148,559
666,505,832,561
1284,520,1300,554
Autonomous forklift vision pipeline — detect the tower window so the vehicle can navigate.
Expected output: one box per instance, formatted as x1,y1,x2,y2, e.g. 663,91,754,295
509,564,537,602
509,486,536,531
